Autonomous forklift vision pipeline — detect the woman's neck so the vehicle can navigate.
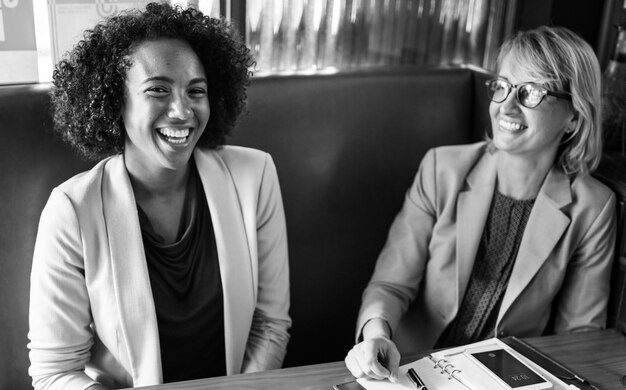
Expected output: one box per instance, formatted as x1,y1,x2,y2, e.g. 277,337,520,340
125,159,191,204
496,152,553,200
125,158,193,244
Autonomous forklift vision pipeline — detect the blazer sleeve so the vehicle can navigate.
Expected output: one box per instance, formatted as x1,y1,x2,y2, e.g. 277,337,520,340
242,154,291,372
355,148,439,340
28,189,100,390
552,191,617,333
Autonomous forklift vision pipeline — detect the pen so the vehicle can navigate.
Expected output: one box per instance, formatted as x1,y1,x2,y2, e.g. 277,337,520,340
407,368,428,390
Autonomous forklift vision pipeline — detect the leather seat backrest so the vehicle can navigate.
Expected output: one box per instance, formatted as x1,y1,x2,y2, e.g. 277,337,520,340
0,84,93,390
232,67,489,365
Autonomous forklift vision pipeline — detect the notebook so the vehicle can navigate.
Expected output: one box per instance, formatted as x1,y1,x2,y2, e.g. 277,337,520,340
355,338,574,390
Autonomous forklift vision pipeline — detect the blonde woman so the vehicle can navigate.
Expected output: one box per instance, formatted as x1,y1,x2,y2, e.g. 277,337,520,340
345,26,616,381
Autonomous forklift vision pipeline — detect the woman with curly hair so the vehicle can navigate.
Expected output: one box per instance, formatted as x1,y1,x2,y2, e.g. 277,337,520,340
27,3,290,389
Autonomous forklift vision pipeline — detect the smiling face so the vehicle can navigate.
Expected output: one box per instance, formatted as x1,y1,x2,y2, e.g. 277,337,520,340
121,38,210,176
489,53,578,165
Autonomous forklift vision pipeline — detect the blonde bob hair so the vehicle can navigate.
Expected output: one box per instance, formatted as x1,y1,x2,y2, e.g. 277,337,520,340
493,26,602,177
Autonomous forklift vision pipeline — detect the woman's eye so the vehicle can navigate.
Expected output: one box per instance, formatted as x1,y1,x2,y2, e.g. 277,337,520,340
189,88,207,97
146,87,168,96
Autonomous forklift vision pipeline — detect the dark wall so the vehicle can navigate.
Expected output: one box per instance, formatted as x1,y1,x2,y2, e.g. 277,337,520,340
516,0,606,50
514,0,626,70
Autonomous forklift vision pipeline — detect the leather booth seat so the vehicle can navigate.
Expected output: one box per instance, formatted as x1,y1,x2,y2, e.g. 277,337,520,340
232,66,491,362
0,65,559,389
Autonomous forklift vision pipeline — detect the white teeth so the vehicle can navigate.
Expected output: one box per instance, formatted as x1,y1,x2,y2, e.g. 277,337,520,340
158,127,190,138
499,120,525,132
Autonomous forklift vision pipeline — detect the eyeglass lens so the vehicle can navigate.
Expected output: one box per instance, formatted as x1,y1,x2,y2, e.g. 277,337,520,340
518,84,545,107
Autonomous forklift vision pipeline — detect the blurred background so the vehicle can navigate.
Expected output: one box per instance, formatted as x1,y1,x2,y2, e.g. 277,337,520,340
0,0,624,84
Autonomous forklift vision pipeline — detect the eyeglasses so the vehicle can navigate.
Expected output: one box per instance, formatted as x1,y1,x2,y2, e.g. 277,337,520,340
485,78,572,108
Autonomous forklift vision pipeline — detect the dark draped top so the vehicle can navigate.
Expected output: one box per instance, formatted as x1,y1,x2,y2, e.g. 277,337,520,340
436,190,535,348
138,163,227,382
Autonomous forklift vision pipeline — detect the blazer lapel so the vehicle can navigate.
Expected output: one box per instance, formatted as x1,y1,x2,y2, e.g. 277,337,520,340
101,155,162,386
456,152,497,309
194,149,255,375
498,167,572,320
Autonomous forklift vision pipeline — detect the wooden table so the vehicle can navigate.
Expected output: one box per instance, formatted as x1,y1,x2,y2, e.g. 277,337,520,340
129,328,626,390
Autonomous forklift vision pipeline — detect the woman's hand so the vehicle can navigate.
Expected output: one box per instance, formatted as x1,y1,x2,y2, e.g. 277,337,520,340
344,318,401,382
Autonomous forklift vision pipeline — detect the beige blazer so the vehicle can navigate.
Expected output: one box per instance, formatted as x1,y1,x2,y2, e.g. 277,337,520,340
357,142,616,353
28,146,291,390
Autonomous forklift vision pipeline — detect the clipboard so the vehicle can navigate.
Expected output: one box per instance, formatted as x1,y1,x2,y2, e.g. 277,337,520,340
334,337,599,390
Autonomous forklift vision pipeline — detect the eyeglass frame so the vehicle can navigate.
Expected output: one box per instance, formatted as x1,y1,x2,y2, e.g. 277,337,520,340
485,78,572,108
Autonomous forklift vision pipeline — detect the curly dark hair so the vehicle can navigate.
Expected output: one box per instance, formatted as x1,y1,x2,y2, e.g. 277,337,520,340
51,2,254,161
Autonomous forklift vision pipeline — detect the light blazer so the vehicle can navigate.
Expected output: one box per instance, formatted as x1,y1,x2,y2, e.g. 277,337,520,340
28,146,291,390
357,142,616,353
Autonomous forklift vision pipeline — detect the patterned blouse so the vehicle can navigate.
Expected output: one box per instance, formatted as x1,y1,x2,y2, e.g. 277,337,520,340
436,190,535,348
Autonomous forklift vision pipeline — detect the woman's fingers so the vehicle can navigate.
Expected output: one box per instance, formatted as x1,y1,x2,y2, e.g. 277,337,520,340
344,338,398,380
386,347,401,382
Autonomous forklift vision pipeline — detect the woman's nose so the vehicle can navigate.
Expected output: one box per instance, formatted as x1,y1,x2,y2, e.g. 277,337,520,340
167,96,193,120
499,89,522,113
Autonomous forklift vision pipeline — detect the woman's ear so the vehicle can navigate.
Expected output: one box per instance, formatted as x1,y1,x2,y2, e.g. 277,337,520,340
567,109,580,133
